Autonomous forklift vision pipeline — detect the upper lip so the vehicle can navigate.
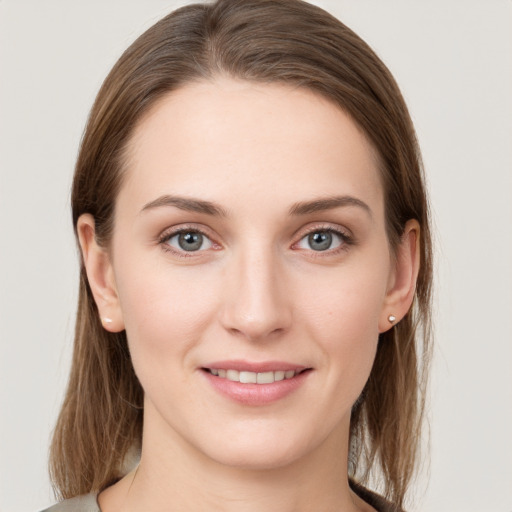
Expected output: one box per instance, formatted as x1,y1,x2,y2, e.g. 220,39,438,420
202,360,309,373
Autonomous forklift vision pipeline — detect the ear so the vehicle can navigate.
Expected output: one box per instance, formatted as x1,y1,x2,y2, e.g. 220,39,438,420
77,214,125,333
379,219,420,333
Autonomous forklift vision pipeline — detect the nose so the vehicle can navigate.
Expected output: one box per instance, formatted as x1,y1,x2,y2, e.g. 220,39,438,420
219,246,292,342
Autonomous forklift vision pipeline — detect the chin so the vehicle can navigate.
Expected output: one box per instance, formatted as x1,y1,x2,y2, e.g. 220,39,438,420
208,445,304,471
196,425,326,472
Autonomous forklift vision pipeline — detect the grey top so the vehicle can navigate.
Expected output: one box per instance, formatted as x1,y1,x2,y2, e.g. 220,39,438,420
40,493,100,512
40,481,402,512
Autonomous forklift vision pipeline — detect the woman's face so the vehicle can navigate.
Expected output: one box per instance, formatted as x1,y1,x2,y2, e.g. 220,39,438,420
91,78,402,469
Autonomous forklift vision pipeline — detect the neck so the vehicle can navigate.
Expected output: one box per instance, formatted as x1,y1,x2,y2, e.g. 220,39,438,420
99,402,369,512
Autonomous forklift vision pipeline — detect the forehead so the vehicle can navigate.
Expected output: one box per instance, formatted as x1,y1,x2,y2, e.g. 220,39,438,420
120,78,383,218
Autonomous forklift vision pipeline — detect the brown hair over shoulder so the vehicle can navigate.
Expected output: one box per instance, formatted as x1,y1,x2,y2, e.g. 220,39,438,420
50,0,433,508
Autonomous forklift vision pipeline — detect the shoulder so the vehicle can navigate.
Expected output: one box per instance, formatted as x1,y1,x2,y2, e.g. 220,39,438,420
39,493,100,512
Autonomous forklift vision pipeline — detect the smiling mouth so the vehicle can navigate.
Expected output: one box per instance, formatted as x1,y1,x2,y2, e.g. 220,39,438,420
203,368,310,384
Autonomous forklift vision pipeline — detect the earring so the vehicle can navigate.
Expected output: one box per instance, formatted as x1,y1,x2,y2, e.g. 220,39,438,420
388,315,396,323
103,317,113,324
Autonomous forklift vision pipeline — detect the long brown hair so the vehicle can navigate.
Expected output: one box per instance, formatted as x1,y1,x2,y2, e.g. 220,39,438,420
50,0,433,508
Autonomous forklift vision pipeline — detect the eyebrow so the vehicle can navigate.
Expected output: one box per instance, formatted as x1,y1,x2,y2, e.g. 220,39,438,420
288,196,372,217
140,194,372,218
140,195,228,217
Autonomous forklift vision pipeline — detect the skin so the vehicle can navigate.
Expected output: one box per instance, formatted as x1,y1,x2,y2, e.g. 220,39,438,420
78,78,420,512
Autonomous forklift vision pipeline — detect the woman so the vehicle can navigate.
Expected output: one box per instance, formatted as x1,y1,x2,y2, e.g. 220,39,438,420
43,0,433,511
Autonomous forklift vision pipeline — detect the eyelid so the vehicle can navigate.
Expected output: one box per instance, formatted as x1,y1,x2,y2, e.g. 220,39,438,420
291,223,354,253
156,222,354,259
293,222,353,242
158,224,221,257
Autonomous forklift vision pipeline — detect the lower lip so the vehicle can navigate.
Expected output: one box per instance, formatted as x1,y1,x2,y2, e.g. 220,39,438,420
202,370,312,406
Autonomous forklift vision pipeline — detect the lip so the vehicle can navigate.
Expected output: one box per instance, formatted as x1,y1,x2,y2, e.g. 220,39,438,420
203,360,307,373
200,360,312,406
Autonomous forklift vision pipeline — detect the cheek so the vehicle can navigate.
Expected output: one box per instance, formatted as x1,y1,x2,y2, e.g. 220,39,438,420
113,257,221,370
298,260,389,388
304,259,387,336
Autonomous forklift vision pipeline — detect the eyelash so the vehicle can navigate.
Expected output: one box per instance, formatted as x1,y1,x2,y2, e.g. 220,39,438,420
293,225,354,255
158,225,218,259
158,224,354,259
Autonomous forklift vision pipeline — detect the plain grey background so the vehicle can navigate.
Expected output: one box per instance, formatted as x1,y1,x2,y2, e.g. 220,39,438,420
1,1,511,511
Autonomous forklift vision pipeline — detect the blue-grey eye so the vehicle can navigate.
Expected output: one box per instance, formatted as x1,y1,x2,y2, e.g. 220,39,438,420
166,231,213,252
297,230,344,251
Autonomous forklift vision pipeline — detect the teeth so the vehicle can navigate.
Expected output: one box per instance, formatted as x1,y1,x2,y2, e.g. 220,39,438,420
274,371,285,381
226,369,239,381
256,371,274,384
208,368,301,384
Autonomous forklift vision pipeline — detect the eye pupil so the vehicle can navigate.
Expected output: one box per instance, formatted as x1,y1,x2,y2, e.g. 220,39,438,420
308,231,332,251
178,232,203,251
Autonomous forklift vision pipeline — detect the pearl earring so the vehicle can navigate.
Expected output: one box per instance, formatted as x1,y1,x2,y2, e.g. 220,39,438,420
388,315,396,323
103,317,113,324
